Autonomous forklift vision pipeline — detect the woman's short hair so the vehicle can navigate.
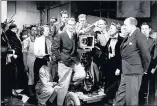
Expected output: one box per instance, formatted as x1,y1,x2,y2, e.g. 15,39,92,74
110,22,121,32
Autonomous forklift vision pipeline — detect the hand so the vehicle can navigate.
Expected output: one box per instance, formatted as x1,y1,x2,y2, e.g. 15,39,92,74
24,66,29,72
95,39,98,44
52,82,58,87
109,53,114,59
8,49,15,54
93,21,98,27
151,68,156,74
51,55,57,62
79,29,85,34
13,54,17,59
115,69,120,76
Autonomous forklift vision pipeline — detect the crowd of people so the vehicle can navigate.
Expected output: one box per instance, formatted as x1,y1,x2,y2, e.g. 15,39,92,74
1,10,157,106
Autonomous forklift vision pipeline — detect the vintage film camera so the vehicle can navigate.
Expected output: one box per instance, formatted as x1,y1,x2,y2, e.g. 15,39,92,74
79,34,95,92
79,34,95,49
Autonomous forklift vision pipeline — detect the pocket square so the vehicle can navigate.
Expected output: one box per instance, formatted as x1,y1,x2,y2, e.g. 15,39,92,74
129,42,133,45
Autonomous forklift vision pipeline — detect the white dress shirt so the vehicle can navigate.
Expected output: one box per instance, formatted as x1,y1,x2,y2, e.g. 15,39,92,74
66,29,73,39
108,33,118,58
34,35,46,58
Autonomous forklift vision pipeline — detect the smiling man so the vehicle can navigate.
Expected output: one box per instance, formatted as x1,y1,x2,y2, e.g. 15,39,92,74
51,18,86,105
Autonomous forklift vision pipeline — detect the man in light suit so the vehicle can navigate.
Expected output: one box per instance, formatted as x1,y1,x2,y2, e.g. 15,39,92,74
114,17,151,106
51,18,86,105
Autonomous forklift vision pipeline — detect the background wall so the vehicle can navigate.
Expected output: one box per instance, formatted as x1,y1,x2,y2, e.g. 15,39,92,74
7,1,40,29
6,1,157,31
151,1,157,31
87,15,123,30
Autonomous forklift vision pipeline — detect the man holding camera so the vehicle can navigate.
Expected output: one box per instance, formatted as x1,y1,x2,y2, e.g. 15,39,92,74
51,18,86,105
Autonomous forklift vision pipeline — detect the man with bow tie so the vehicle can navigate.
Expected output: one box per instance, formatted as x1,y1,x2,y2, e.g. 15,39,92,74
114,17,151,106
51,18,86,105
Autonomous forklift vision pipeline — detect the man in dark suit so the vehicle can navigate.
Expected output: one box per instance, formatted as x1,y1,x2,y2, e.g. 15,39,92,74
139,23,157,105
114,17,151,106
51,18,86,105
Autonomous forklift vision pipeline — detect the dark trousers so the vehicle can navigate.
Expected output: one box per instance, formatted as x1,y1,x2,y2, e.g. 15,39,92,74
9,56,28,89
139,73,156,105
104,74,120,101
34,58,45,86
50,62,58,82
104,58,120,100
114,74,142,106
1,56,12,98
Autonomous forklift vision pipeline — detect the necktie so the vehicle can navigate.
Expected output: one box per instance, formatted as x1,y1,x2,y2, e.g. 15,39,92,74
45,40,48,54
123,36,129,45
110,36,118,40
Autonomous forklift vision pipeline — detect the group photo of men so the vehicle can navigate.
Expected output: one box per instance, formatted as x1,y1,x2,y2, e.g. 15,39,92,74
1,1,157,106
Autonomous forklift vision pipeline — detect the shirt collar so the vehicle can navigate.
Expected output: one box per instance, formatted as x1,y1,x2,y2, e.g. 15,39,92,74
129,28,136,37
66,29,73,38
110,33,118,39
101,29,107,34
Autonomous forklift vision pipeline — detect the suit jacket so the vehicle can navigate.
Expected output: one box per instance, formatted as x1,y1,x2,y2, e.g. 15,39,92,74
147,37,157,70
1,31,13,66
1,31,11,54
6,30,22,55
105,35,124,71
51,31,79,67
120,29,151,75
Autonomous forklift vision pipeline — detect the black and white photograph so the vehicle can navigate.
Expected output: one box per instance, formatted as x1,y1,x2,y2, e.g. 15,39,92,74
1,1,157,106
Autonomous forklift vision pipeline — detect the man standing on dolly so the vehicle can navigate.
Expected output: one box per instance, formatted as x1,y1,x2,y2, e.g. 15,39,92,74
51,18,86,105
114,17,151,106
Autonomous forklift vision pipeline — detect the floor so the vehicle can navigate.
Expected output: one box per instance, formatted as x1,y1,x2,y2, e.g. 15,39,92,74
2,94,157,106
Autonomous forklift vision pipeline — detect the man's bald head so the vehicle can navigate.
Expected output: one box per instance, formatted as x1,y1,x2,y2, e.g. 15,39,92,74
124,17,137,34
125,17,138,26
